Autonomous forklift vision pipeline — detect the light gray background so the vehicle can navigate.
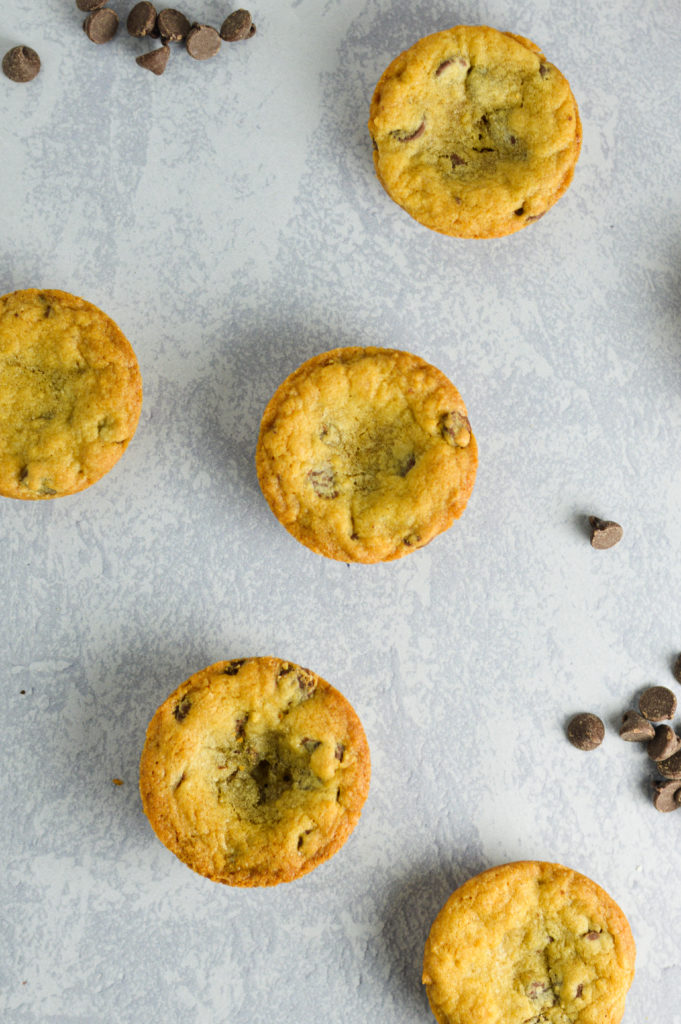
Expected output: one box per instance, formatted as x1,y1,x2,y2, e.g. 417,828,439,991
1,1,680,1021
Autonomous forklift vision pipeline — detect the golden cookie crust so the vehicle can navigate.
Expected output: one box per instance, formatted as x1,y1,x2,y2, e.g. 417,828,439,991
139,657,371,887
368,25,582,238
255,347,477,563
0,288,142,499
422,861,636,1024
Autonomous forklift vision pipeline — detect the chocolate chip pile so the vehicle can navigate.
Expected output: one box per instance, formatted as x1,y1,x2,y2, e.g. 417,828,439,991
76,2,255,74
567,673,681,813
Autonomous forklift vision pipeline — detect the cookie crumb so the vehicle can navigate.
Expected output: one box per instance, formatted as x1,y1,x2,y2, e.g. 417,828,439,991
112,777,124,786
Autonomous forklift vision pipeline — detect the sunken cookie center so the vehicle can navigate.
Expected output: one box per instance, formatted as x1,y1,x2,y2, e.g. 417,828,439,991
214,730,323,824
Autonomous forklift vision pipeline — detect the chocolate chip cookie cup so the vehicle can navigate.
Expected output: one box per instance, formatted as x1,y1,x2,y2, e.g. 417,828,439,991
139,657,371,887
368,25,582,238
0,289,142,499
255,347,477,563
423,861,636,1024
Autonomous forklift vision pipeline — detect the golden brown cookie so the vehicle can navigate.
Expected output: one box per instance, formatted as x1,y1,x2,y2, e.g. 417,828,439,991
0,288,142,499
423,861,636,1024
255,347,477,563
139,657,371,886
368,25,582,238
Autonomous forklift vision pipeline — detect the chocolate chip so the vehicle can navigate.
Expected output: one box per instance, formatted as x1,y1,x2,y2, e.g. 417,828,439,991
619,709,655,742
514,207,525,216
308,465,338,499
173,695,192,721
127,1,157,36
435,59,455,76
539,63,549,77
83,8,119,44
136,44,170,74
672,653,681,685
440,411,471,447
2,46,41,82
156,8,191,41
220,9,255,41
223,659,246,676
652,779,681,812
186,23,221,59
648,724,681,762
449,153,466,168
657,747,681,780
566,713,604,751
588,516,623,549
639,685,677,722
395,120,425,142
334,742,345,762
297,669,316,697
76,0,107,9
300,737,321,753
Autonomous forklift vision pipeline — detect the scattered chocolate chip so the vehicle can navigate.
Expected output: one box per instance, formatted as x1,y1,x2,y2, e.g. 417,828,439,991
220,9,254,41
83,8,119,44
173,695,192,721
127,1,157,36
652,779,681,812
588,516,623,549
308,465,338,499
619,709,655,742
156,8,191,41
186,23,221,59
567,712,604,751
672,653,681,685
514,207,525,216
657,747,681,780
76,0,107,9
449,153,466,168
136,44,170,74
648,724,681,762
2,45,41,82
639,685,677,722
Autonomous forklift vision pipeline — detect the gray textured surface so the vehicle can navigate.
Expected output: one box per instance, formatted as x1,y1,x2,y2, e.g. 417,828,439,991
1,1,681,1021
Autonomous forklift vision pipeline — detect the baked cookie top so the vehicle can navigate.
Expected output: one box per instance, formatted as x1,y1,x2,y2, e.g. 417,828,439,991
368,25,582,238
423,861,636,1024
0,288,142,499
139,657,371,887
255,347,477,563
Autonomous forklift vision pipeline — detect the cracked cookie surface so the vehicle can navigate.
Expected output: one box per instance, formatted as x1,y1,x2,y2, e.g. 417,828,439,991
0,289,142,499
423,861,635,1024
139,657,370,886
255,347,477,563
368,25,581,238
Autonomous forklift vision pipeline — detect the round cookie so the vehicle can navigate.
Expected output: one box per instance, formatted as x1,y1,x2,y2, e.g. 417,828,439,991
0,289,142,499
368,25,582,238
140,657,371,886
422,861,636,1024
255,347,477,563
